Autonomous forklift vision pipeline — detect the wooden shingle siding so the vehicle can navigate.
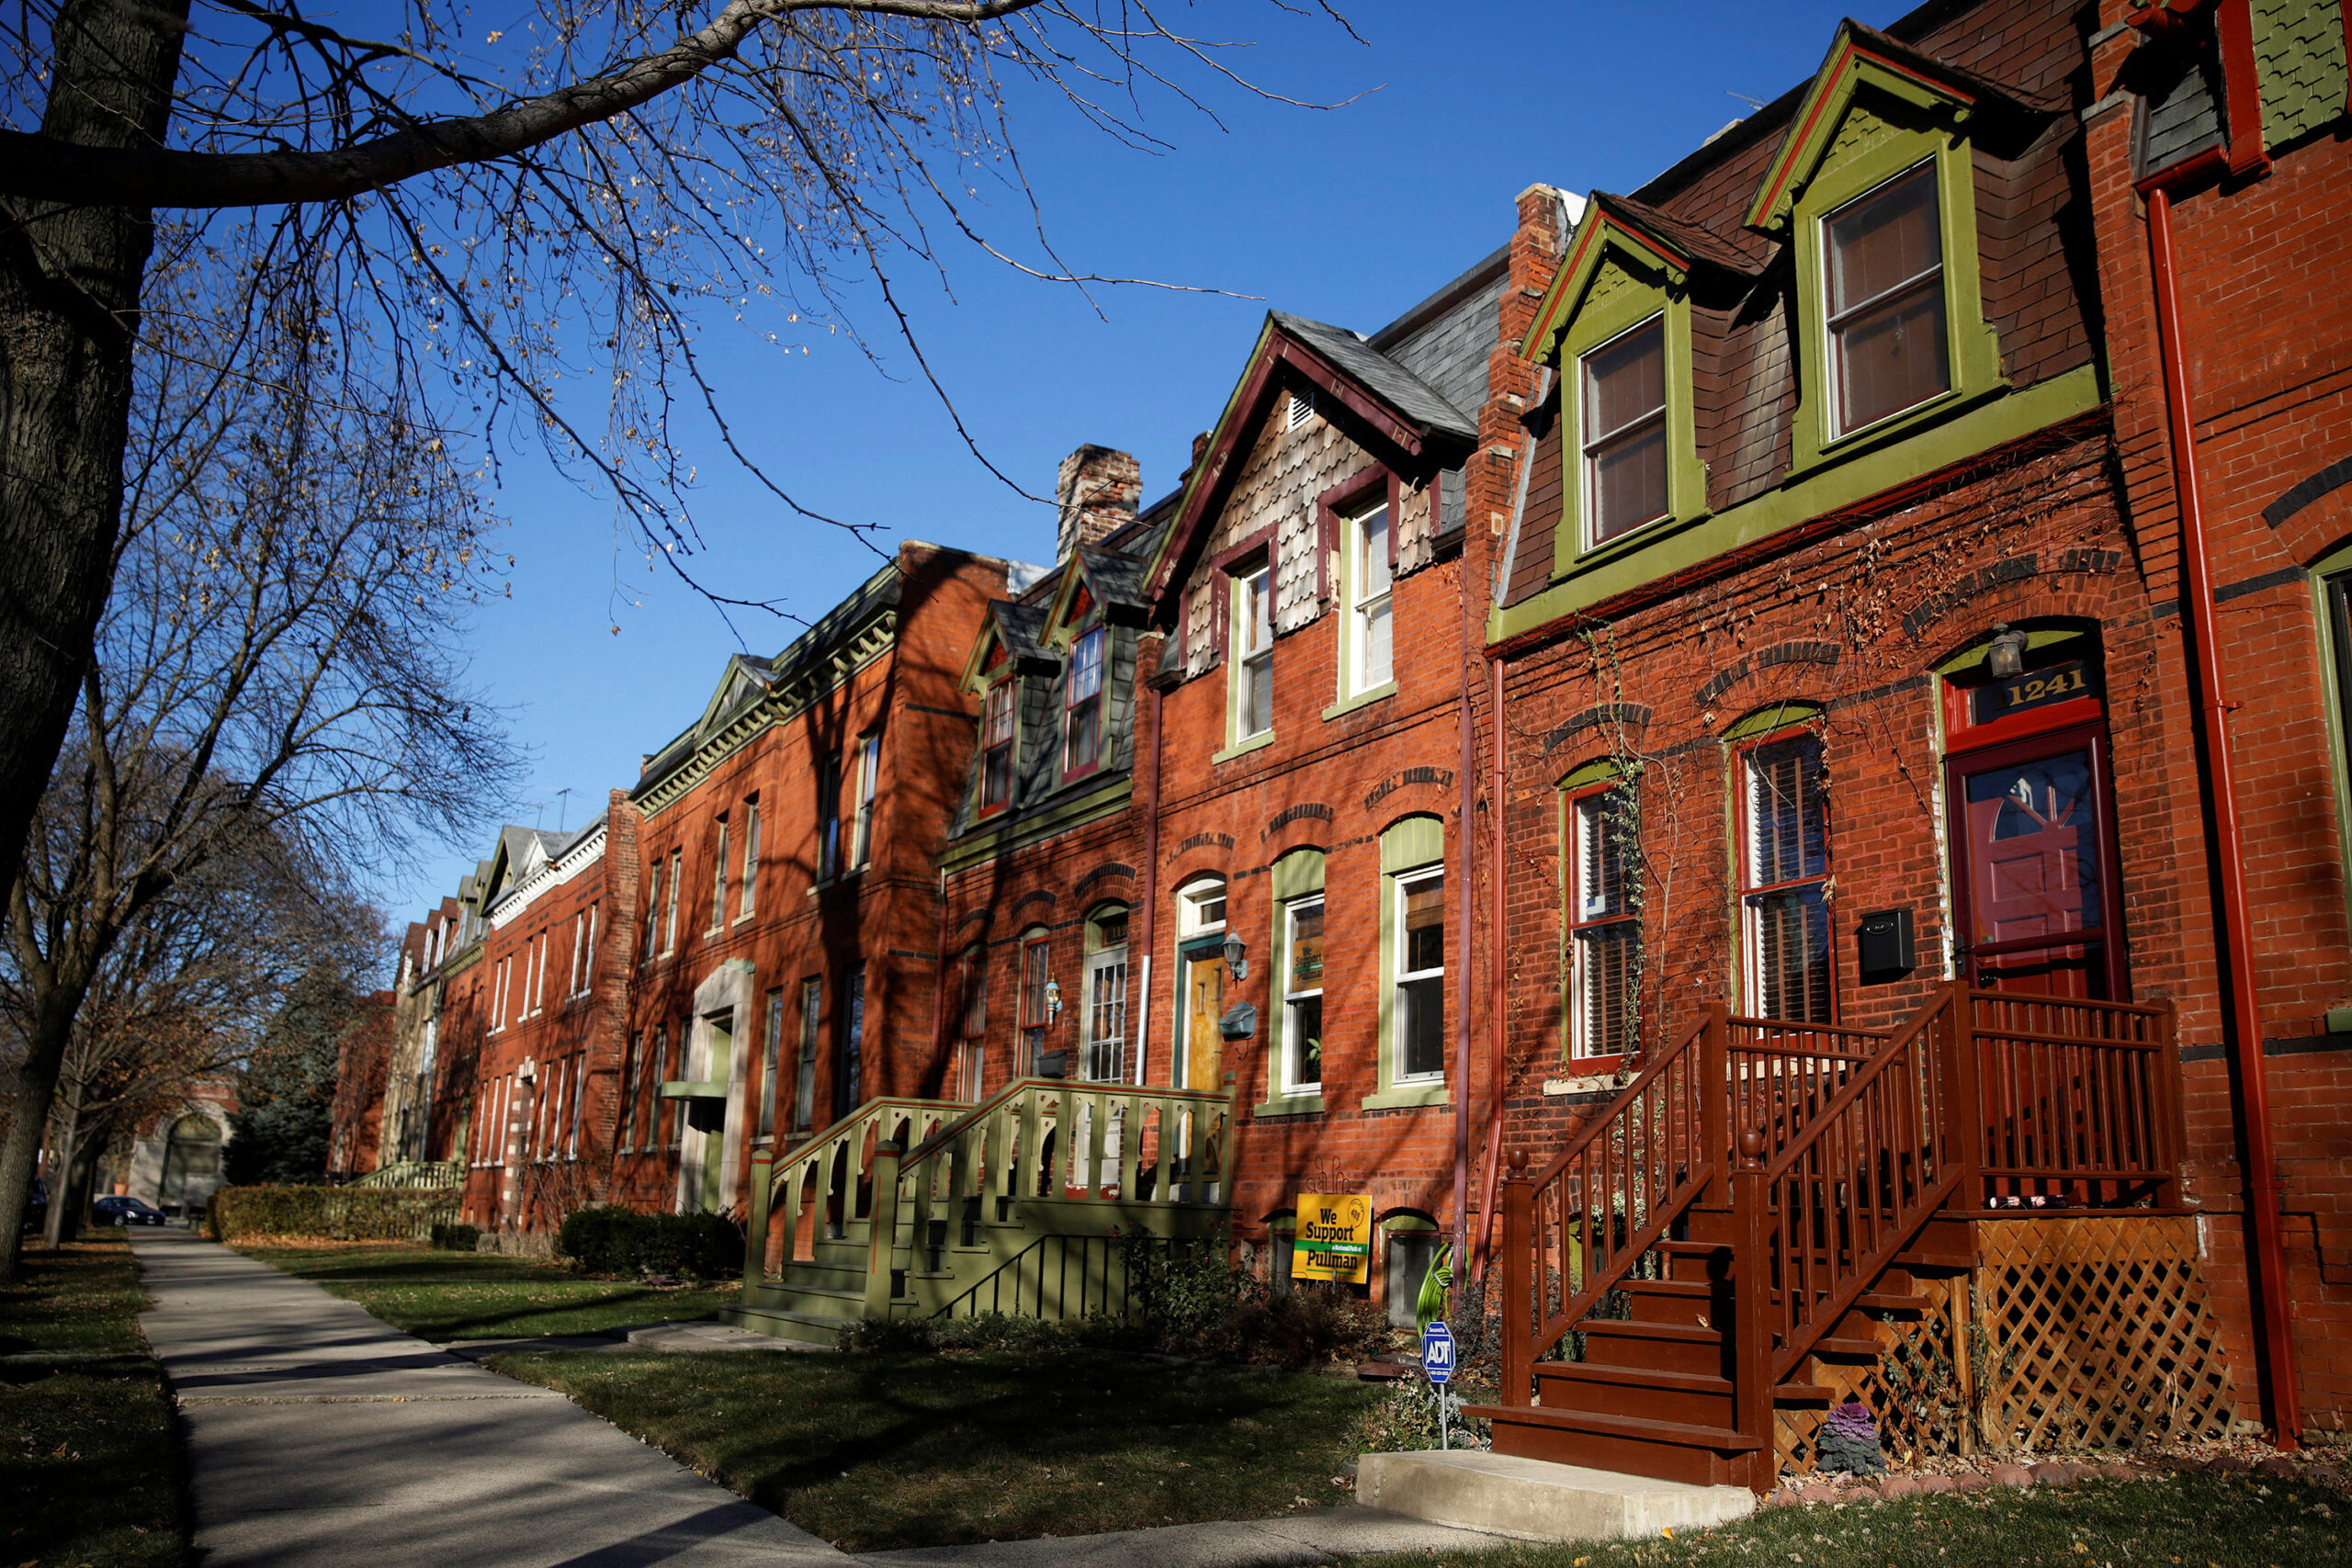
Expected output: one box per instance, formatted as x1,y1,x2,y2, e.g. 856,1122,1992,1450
1508,400,1565,607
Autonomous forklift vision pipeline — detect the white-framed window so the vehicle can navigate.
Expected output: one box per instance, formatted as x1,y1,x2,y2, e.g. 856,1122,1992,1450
1064,627,1105,777
620,1032,641,1152
1281,897,1325,1096
980,680,1016,813
1568,782,1641,1058
1019,931,1052,1077
796,978,820,1134
1347,501,1394,694
1393,870,1445,1082
566,1053,586,1160
955,947,988,1101
1083,908,1129,1083
490,957,508,1032
1180,878,1227,937
819,750,843,881
1741,732,1833,1021
760,987,784,1140
1824,161,1948,437
1581,314,1668,547
662,849,682,953
740,801,761,919
642,856,662,963
851,731,881,868
709,817,729,931
1233,564,1273,741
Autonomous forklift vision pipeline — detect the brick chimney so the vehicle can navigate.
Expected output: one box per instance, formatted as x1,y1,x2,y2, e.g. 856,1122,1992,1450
1057,446,1140,561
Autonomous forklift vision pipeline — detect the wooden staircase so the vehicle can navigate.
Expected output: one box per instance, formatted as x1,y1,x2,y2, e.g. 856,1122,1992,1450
723,1078,1236,1346
1472,985,2184,1491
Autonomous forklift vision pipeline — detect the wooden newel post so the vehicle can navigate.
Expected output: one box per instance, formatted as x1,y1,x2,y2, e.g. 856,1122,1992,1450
746,1145,774,1289
1732,1127,1775,1489
1701,1001,1731,1201
864,1141,904,1320
1936,980,1984,1214
1501,1147,1533,1408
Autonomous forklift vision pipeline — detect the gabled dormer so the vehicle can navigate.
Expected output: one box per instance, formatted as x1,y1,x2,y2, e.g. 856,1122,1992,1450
957,600,1057,821
1040,543,1151,786
1144,310,1479,751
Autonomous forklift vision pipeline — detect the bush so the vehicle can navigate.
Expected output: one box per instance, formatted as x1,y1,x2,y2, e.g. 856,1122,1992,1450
557,1204,742,1280
428,1223,481,1253
1209,1285,1389,1370
208,1184,457,1243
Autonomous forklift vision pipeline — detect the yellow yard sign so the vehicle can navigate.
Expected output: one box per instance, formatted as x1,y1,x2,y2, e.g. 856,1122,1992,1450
1293,1192,1372,1284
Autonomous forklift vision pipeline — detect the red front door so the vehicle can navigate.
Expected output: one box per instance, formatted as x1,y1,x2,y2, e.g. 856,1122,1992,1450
1947,726,2125,998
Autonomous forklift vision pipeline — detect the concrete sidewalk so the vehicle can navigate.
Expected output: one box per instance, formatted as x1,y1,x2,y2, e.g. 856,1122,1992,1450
131,1231,1514,1567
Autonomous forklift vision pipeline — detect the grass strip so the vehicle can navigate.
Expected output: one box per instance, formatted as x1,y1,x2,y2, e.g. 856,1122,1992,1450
0,1235,188,1568
1336,1471,2352,1568
238,1244,738,1339
492,1347,1380,1551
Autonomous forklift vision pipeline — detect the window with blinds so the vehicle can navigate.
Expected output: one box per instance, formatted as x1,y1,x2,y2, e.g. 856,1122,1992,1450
1570,784,1641,1057
1742,733,1833,1021
1396,872,1445,1080
1826,162,1948,434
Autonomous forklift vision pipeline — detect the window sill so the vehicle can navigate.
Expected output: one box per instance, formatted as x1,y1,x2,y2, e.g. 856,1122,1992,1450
1251,1093,1326,1119
733,911,756,927
808,868,865,897
1321,682,1397,723
1212,731,1275,765
1361,1079,1451,1111
1793,378,2006,479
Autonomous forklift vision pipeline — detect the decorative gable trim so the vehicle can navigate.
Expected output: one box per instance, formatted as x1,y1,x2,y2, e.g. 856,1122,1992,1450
1521,200,1692,364
1144,318,1476,614
1746,27,1983,233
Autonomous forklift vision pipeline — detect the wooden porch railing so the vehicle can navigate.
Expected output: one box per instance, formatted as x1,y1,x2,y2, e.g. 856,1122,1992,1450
1498,981,2187,1472
749,1094,968,1275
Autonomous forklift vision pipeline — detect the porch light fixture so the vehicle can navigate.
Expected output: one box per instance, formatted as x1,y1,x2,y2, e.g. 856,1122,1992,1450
1222,935,1249,982
1044,976,1062,1021
1986,622,2030,680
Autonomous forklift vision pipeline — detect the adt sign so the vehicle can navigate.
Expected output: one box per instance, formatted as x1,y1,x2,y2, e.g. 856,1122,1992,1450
1419,1321,1455,1385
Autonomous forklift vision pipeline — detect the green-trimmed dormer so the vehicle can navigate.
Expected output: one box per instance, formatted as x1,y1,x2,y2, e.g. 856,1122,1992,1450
1493,15,2093,642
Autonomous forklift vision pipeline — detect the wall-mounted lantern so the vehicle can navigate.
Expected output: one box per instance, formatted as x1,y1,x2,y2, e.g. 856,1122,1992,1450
1044,976,1062,1021
1986,622,2030,680
1222,935,1249,982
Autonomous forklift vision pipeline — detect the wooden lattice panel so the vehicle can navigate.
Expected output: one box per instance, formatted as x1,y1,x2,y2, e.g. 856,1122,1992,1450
1776,1272,1968,1474
1773,1215,2238,1477
1973,1214,2236,1452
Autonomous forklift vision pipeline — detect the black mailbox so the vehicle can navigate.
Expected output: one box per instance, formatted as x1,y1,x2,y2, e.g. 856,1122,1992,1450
1856,908,1916,983
1033,1048,1069,1079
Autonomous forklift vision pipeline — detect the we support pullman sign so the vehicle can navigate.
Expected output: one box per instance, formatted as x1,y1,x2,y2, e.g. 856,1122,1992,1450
1293,1192,1371,1284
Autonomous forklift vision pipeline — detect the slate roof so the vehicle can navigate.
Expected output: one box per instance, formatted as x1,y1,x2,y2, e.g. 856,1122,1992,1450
1269,311,1478,442
1075,544,1151,612
990,601,1052,663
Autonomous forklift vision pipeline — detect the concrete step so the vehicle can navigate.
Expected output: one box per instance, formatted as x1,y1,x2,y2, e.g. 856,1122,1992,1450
716,1303,851,1348
1358,1450,1754,1542
741,1283,865,1322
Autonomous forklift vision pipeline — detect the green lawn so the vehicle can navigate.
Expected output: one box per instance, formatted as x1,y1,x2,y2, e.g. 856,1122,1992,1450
1337,1470,2351,1568
238,1244,739,1339
0,1235,187,1568
492,1348,1381,1551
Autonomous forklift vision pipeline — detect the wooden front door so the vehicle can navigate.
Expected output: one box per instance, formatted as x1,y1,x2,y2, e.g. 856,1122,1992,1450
1184,951,1224,1092
1947,726,2125,998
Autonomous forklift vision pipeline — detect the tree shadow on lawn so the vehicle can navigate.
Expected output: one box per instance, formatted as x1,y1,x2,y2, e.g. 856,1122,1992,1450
508,1348,1377,1551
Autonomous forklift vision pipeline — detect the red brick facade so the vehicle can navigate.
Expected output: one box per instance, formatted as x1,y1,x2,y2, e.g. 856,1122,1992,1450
332,0,2352,1439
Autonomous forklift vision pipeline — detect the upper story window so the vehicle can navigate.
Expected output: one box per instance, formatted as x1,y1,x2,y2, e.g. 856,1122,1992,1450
1282,896,1325,1097
1349,500,1393,694
981,681,1016,814
1233,563,1273,742
1064,627,1104,777
641,855,662,963
740,800,760,919
1180,878,1227,936
1741,730,1832,1021
851,730,880,868
662,848,682,953
1825,162,1948,436
708,817,729,932
818,750,843,881
1567,774,1640,1059
1583,316,1668,547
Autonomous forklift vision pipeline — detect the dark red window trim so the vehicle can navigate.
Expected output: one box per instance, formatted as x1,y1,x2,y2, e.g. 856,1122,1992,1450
1061,625,1107,784
1315,464,1400,604
978,677,1017,818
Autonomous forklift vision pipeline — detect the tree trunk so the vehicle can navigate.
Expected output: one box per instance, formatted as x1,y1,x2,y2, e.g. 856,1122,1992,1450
42,1096,83,1247
0,990,94,1279
0,0,187,1284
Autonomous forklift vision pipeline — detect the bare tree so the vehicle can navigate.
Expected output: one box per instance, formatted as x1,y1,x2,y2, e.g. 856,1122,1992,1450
0,259,519,1277
0,0,1347,942
20,826,376,1243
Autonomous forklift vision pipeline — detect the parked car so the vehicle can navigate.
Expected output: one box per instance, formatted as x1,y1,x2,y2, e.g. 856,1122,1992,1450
92,1195,167,1227
20,1179,46,1234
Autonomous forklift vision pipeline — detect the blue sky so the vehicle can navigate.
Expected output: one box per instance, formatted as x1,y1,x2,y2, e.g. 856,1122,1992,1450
389,0,1875,931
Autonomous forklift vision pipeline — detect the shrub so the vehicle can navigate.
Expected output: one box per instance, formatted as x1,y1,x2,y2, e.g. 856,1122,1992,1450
1209,1285,1389,1370
557,1204,743,1280
428,1223,481,1253
208,1184,457,1243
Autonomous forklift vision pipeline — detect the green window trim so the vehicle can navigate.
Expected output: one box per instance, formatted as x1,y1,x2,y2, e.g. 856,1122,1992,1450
1721,699,1826,742
1934,624,2088,677
1539,243,1706,581
1781,100,2004,474
1367,815,1450,1110
2311,539,2352,947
